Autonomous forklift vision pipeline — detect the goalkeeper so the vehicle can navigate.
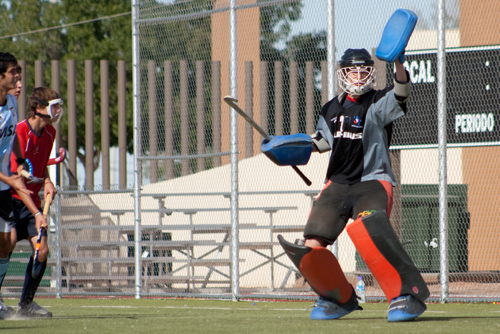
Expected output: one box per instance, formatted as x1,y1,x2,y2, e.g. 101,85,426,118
264,47,429,322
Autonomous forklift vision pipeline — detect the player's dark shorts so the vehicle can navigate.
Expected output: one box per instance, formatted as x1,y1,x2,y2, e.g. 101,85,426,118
304,179,393,245
12,197,47,240
0,189,14,233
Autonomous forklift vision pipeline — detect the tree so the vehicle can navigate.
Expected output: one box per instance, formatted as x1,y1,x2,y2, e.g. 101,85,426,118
58,0,133,175
259,2,326,135
0,0,133,187
136,0,212,179
0,0,326,184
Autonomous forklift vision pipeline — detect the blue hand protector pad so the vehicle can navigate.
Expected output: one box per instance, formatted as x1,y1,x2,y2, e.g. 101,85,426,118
261,133,312,166
375,9,418,63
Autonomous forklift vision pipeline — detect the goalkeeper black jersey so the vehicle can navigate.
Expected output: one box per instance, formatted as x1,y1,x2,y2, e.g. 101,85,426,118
315,86,407,186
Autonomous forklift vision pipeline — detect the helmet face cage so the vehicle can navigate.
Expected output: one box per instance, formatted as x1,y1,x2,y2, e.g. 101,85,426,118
337,48,376,96
338,65,375,96
47,98,64,124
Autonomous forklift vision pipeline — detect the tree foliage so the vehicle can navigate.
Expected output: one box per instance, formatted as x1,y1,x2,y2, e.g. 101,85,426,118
260,2,326,135
0,0,133,174
0,0,327,183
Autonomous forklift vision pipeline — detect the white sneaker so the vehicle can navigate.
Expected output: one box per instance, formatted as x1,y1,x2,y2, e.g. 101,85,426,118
17,301,52,318
0,298,15,320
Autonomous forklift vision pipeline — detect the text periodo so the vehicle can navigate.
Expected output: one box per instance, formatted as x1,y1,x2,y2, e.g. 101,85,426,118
455,113,495,133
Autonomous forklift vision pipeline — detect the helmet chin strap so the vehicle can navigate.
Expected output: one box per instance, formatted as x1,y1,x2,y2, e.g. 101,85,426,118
34,111,51,119
349,84,372,96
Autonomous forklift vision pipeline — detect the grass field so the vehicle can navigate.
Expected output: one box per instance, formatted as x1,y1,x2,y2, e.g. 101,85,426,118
0,298,499,334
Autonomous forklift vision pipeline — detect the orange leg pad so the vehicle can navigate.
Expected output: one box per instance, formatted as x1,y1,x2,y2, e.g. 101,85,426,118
346,219,402,301
346,211,429,302
300,248,353,303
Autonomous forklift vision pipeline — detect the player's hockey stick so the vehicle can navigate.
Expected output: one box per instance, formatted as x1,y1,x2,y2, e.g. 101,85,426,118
223,96,312,186
47,147,67,166
32,195,50,279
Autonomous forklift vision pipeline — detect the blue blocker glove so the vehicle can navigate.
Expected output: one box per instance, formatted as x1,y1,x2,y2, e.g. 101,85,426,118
261,134,313,166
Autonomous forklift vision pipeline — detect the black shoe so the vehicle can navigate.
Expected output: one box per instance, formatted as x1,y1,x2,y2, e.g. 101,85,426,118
17,301,52,318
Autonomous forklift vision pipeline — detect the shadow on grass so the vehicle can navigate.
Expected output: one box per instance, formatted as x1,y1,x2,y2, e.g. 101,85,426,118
51,313,173,320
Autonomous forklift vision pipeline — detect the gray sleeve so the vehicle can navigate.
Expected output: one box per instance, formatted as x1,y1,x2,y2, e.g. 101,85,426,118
312,115,333,153
368,91,406,126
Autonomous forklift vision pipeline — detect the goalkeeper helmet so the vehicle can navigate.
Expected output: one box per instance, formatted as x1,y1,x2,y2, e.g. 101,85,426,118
338,48,375,96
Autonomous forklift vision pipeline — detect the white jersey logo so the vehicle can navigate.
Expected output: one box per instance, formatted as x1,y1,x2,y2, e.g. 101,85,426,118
333,115,363,140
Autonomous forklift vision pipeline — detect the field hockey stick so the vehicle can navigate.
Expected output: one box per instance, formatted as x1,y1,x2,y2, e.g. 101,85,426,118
32,195,50,279
223,96,312,186
20,159,44,183
20,148,65,183
47,147,67,166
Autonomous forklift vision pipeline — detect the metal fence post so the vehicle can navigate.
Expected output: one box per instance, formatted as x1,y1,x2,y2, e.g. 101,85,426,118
229,0,240,302
55,191,62,299
437,0,449,303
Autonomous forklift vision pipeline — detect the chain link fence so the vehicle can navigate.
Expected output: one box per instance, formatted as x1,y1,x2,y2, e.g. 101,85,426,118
130,0,500,301
6,0,500,302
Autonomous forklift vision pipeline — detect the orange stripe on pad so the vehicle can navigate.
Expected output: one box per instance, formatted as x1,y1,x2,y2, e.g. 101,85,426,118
346,218,401,301
300,247,352,303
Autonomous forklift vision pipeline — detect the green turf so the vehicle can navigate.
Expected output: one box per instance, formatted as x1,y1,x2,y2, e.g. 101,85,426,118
0,298,499,334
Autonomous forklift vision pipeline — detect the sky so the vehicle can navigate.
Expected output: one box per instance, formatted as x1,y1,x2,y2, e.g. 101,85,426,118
286,0,455,61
